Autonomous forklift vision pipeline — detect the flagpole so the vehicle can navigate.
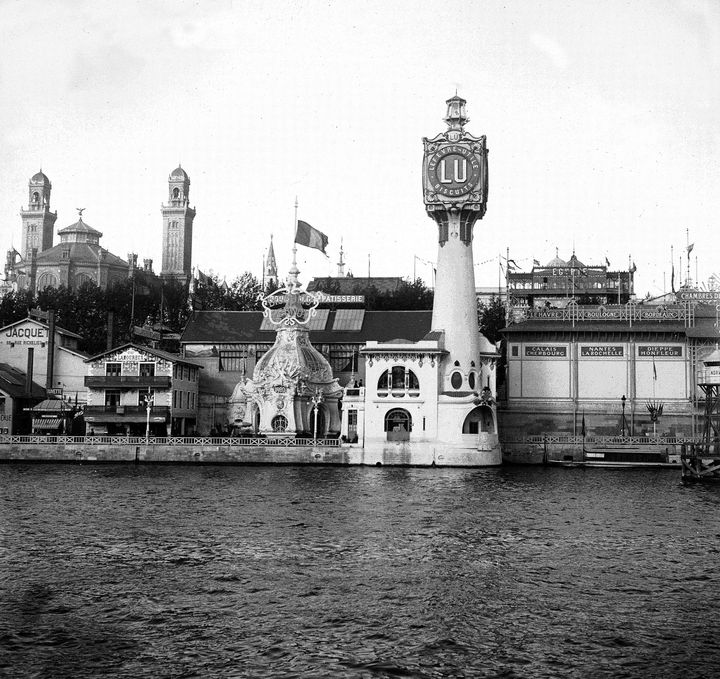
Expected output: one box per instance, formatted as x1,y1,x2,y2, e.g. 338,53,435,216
289,197,299,286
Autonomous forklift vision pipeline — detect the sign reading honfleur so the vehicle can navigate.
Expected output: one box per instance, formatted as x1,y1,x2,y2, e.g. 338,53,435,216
524,345,682,358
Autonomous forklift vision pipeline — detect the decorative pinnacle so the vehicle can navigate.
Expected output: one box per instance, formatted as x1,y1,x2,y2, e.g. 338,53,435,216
444,94,469,131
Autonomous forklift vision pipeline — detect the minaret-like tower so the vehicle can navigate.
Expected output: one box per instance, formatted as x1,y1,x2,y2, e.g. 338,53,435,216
161,165,196,282
264,235,278,287
20,170,57,260
337,240,346,277
422,95,488,391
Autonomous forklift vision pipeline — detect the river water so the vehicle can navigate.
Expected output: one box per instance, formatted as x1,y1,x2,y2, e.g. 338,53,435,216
1,463,719,678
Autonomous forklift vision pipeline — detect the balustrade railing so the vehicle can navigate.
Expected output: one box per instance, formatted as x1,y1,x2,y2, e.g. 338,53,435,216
0,435,341,447
504,434,699,445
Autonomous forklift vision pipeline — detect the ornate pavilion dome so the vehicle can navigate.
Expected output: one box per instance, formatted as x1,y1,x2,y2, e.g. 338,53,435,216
254,327,334,386
170,165,189,180
546,248,567,267
31,170,50,185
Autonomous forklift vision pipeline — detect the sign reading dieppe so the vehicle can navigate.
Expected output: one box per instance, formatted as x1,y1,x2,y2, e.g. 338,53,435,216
525,346,567,357
638,346,682,357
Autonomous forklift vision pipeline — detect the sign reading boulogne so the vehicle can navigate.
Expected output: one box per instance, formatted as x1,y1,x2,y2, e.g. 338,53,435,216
638,346,682,357
581,346,624,357
525,346,567,357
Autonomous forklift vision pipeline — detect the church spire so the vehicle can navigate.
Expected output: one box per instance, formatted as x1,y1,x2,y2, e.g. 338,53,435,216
337,238,345,276
265,234,278,286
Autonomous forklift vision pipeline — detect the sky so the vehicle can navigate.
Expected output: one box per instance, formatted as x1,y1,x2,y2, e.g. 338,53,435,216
1,0,718,298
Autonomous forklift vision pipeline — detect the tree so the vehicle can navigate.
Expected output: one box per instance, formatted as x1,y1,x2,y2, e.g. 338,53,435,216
477,295,506,344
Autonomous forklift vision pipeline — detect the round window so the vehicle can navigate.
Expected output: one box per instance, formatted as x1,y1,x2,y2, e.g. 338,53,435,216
450,371,463,390
468,371,476,390
271,415,288,432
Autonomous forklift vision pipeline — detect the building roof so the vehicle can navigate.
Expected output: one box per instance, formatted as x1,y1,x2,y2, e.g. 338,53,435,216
84,342,204,367
306,276,405,295
34,242,127,267
0,363,46,399
181,310,496,349
170,166,189,180
57,218,102,236
31,171,50,185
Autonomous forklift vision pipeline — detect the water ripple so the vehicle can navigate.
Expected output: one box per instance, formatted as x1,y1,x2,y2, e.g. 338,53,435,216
2,464,720,677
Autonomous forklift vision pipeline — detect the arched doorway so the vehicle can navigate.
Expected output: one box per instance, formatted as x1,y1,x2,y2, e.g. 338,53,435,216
462,406,495,435
385,408,412,441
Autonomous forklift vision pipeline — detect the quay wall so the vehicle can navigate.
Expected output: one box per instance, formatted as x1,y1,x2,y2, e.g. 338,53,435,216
0,438,500,467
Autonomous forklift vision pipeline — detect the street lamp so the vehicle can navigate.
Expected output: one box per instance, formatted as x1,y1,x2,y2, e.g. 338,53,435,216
621,394,626,437
143,388,154,444
310,388,324,442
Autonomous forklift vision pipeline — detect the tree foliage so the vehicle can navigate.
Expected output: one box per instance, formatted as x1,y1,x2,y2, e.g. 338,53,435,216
477,295,506,344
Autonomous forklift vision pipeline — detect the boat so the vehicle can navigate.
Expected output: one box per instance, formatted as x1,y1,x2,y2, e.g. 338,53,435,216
547,438,681,468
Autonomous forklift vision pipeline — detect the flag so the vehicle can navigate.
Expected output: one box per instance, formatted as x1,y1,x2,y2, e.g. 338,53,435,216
605,257,611,267
196,269,211,285
507,258,518,271
687,243,694,254
295,220,328,254
533,259,540,267
671,263,676,293
629,261,637,274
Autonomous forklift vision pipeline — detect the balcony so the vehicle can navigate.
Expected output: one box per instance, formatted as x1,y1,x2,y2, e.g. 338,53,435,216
84,375,171,388
84,405,171,423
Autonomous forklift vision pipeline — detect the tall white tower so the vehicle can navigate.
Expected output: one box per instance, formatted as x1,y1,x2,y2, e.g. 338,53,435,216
422,95,499,465
423,95,488,391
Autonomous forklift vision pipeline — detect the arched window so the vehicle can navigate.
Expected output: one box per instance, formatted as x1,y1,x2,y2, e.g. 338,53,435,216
384,408,412,441
31,191,40,204
271,415,288,432
36,272,58,291
75,272,95,289
462,406,495,435
172,187,180,199
377,366,419,398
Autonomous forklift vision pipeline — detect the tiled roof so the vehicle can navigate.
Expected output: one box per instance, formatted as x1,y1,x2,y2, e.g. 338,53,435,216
181,310,435,345
0,363,45,398
35,243,127,267
84,342,204,366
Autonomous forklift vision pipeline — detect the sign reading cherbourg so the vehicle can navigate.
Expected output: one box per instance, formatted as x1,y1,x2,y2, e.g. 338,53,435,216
525,346,567,357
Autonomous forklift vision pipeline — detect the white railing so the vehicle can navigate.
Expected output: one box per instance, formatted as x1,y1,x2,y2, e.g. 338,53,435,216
503,434,698,445
0,435,341,447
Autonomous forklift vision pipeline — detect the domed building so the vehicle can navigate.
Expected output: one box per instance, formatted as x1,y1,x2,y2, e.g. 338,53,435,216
228,265,342,437
4,166,196,293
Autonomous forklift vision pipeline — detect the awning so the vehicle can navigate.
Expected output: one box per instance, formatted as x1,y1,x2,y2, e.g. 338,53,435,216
32,418,62,429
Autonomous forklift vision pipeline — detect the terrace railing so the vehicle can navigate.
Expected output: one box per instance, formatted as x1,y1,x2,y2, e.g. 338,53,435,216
0,435,341,447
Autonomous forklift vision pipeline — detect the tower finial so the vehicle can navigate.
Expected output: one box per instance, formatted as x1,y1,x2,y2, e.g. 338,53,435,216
444,93,469,131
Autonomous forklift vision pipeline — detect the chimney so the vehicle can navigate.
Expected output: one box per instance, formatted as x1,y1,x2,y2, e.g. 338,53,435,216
26,348,34,397
45,310,55,390
107,310,114,351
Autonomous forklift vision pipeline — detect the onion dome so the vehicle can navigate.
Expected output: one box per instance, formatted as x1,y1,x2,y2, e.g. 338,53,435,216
567,253,585,268
31,170,50,185
546,254,567,267
254,328,334,385
170,165,189,180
